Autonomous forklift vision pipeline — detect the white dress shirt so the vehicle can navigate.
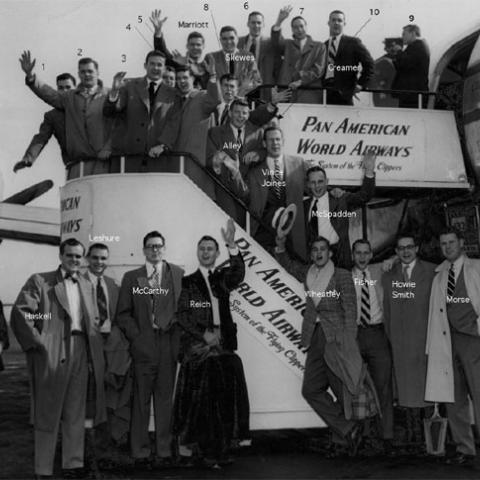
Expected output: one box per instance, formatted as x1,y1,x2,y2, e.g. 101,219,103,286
61,268,82,332
309,194,339,244
199,266,221,326
266,155,284,178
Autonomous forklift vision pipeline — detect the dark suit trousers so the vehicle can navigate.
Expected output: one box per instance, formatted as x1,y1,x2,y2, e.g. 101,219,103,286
302,325,355,443
131,328,179,459
357,324,394,439
446,331,480,456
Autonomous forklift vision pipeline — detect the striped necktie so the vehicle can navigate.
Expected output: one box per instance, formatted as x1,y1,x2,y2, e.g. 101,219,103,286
447,263,455,300
273,157,282,199
328,36,337,67
360,271,370,326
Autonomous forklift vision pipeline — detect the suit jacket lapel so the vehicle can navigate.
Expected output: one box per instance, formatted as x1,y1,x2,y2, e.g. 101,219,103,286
137,79,150,112
54,269,72,319
193,269,211,300
137,266,150,289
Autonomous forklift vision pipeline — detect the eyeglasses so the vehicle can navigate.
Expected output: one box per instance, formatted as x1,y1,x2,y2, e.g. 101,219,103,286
145,244,164,251
396,245,416,252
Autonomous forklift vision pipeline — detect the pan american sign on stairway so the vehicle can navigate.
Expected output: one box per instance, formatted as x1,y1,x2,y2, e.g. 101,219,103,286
229,236,307,377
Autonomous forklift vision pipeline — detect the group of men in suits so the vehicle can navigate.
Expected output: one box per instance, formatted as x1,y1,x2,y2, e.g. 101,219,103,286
10,217,247,477
273,218,480,465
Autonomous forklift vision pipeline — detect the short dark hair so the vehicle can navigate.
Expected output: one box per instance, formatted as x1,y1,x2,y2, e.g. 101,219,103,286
306,165,327,181
230,98,249,110
197,235,219,250
60,238,85,255
143,231,166,247
164,66,175,74
78,57,98,70
175,65,194,76
395,232,417,247
87,243,109,256
248,11,264,21
403,24,421,36
352,238,372,252
439,226,464,240
220,73,238,84
263,126,283,141
220,26,237,36
145,50,166,63
187,31,205,43
310,236,331,251
56,73,76,85
329,10,346,20
291,16,306,27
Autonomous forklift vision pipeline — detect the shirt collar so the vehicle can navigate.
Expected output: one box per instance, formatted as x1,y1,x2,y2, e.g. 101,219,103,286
401,259,417,271
146,77,162,88
146,261,163,278
87,270,103,284
353,266,369,278
451,254,465,272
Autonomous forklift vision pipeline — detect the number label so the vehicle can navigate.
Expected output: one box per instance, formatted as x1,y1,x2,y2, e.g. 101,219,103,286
409,14,415,21
369,8,380,15
244,1,249,9
300,7,304,14
137,15,143,23
77,48,83,56
126,23,131,30
121,54,126,63
203,3,209,10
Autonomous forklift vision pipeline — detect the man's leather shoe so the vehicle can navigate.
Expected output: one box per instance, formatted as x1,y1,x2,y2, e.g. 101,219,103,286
346,423,363,457
62,468,86,479
446,452,475,466
152,456,174,469
133,457,152,470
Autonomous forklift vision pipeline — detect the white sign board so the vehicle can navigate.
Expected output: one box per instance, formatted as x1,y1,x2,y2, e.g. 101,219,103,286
280,104,468,188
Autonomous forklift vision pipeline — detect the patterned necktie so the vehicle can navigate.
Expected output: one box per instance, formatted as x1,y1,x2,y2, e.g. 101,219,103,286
273,157,282,199
249,37,257,56
328,36,337,67
148,81,156,113
447,263,455,299
151,266,162,327
360,271,371,326
96,277,108,327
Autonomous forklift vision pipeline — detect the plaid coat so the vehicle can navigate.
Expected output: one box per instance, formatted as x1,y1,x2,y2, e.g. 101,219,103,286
177,253,245,357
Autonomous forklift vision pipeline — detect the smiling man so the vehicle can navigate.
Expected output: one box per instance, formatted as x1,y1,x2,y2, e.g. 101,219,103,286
275,234,364,457
382,233,435,452
351,239,394,452
116,231,183,468
11,238,107,479
304,152,376,269
174,218,248,468
425,227,480,466
104,50,181,166
20,51,114,178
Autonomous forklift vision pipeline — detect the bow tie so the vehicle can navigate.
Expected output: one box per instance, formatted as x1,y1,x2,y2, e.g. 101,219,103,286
65,272,79,283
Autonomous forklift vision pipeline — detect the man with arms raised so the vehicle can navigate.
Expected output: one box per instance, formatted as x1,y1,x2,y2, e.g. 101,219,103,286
104,50,180,170
174,219,248,468
14,73,76,173
304,152,376,269
272,6,326,103
20,51,114,179
151,9,210,89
